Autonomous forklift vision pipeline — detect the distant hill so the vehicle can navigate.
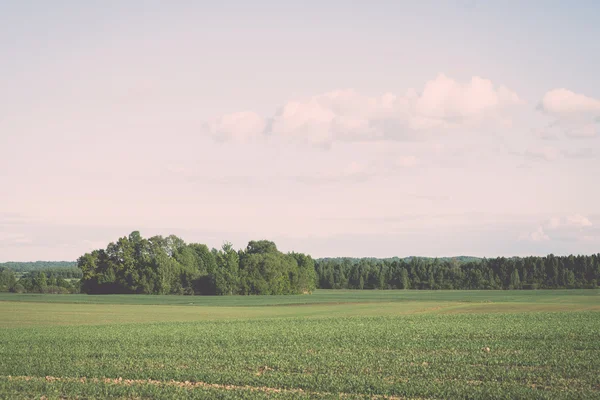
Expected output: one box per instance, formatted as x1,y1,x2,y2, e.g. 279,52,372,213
0,261,77,272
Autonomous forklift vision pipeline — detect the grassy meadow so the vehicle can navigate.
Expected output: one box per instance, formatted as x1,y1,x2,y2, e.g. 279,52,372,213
1,290,599,399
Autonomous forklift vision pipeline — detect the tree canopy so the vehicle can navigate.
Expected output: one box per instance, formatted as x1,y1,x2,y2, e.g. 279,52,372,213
313,254,600,290
3,232,598,295
77,232,317,295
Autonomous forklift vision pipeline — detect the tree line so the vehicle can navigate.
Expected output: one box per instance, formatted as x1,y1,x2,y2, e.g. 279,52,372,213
0,261,77,272
2,232,599,294
315,254,600,290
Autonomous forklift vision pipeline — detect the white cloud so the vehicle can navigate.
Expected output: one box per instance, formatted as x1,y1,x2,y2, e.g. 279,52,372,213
204,111,266,143
547,216,561,229
415,74,521,121
207,74,522,146
564,214,593,228
540,89,600,115
521,226,550,242
521,214,594,242
545,214,592,230
538,89,600,138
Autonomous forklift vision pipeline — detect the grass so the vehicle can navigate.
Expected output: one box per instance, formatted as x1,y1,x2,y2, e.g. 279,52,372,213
1,288,599,306
1,290,599,399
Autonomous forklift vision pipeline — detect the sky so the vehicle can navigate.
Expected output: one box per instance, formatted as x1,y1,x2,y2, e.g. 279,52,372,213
1,0,600,261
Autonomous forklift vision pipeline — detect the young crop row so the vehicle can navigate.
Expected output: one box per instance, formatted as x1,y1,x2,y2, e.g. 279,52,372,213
1,312,599,399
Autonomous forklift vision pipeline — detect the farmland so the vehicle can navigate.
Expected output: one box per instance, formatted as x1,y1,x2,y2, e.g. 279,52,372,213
1,290,599,399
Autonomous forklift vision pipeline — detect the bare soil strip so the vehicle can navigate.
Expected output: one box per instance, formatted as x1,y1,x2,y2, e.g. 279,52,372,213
3,375,419,400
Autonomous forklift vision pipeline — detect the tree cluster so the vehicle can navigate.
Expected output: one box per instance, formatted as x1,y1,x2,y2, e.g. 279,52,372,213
0,261,77,272
77,232,317,295
0,268,79,294
0,268,17,293
314,254,600,290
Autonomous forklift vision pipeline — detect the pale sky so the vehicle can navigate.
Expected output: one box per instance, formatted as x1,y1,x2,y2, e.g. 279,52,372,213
1,1,599,261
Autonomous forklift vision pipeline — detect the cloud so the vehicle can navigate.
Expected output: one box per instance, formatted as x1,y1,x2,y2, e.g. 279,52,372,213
537,89,600,138
546,214,593,231
521,214,594,242
524,146,561,161
204,111,266,143
521,146,597,162
415,74,521,121
540,89,600,115
206,74,522,146
563,214,593,228
519,226,550,242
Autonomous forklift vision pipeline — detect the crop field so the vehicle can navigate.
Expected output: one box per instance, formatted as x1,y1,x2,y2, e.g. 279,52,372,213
1,290,599,399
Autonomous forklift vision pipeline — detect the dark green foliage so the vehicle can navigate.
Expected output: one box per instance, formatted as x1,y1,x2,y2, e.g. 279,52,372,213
288,252,317,294
5,233,600,295
0,268,17,292
13,270,78,294
78,233,315,295
0,263,82,294
510,269,521,289
236,242,316,295
212,242,240,295
314,254,600,290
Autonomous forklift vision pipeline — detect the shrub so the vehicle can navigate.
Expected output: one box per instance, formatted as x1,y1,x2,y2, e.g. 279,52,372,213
10,283,25,293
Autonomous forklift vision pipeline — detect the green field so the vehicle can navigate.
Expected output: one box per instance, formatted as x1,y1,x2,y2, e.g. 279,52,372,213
1,290,599,399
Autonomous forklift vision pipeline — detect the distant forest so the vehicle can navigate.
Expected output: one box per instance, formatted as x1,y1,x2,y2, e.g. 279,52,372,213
0,261,77,272
1,231,599,294
314,254,599,290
